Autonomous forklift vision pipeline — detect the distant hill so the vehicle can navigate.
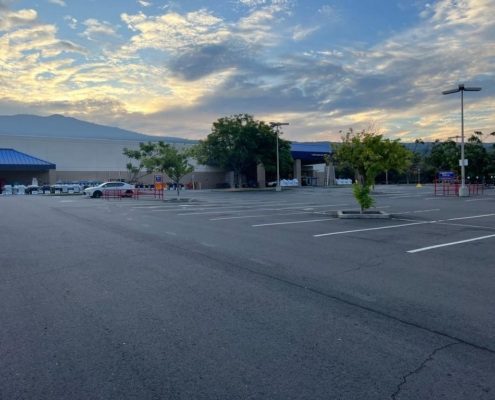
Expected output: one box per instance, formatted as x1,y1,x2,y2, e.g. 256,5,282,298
0,114,195,143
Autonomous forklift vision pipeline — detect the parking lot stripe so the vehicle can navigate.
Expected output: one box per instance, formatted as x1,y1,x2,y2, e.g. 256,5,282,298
393,209,440,214
436,222,495,230
210,209,345,221
178,203,347,216
252,218,334,227
407,234,495,253
314,213,495,238
314,221,434,237
440,213,495,222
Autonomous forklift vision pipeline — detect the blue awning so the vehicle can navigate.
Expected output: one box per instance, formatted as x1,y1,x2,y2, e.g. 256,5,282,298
290,142,332,163
0,149,56,170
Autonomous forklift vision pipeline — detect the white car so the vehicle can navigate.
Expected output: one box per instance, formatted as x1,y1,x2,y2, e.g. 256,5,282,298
84,182,135,198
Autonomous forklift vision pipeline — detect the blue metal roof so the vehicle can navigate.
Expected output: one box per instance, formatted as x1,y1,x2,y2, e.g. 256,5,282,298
0,148,56,170
290,142,332,163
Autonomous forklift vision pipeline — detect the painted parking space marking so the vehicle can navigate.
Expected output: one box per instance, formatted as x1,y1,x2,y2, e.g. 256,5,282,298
387,194,425,199
173,201,313,214
407,234,495,253
178,203,346,216
436,221,495,230
313,221,434,237
210,208,347,221
465,198,493,202
314,212,495,238
392,208,440,215
252,218,334,227
441,213,495,222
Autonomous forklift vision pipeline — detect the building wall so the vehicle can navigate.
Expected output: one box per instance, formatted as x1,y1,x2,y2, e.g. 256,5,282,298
0,135,226,189
0,135,153,171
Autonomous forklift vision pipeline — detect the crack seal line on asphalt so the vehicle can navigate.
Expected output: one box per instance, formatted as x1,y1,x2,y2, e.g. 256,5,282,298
390,342,459,400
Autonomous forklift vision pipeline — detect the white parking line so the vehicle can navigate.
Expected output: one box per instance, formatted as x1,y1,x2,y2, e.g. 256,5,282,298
253,218,334,227
465,198,492,202
314,212,495,238
314,221,434,237
436,222,495,230
388,195,424,199
393,209,440,214
210,209,345,221
178,203,348,216
407,234,495,253
441,213,495,222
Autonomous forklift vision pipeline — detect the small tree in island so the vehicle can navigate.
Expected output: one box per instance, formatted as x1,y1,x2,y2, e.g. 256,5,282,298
123,142,193,198
335,128,412,213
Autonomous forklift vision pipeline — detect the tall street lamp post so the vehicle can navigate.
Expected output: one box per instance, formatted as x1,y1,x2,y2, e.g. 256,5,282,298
442,84,481,197
269,122,289,192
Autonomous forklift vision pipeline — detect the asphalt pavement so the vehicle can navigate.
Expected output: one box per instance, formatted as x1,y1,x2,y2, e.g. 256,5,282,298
1,185,494,399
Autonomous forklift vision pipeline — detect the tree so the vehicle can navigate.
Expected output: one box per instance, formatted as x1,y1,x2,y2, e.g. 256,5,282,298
123,141,193,198
464,134,490,181
193,114,292,188
335,128,412,212
428,139,460,173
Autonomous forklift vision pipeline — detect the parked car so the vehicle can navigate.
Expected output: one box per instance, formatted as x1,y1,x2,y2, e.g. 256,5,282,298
83,182,135,198
25,185,40,194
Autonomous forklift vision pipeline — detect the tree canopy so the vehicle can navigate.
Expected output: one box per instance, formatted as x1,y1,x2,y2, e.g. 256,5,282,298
335,129,412,186
335,128,412,211
123,141,193,196
193,114,292,187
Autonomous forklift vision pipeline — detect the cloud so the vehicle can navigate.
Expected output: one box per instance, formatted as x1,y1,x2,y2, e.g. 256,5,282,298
0,0,493,142
0,7,37,31
47,0,66,6
292,25,319,41
64,15,77,29
120,9,227,54
238,0,268,7
168,44,243,80
81,18,120,41
138,0,152,6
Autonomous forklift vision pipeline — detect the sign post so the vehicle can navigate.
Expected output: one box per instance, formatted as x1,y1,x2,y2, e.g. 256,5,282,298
154,175,164,191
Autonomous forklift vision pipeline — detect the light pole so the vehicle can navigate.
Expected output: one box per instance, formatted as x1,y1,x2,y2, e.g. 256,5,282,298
442,84,481,197
269,122,289,192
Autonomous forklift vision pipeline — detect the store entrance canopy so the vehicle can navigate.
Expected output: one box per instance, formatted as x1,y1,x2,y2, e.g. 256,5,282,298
0,148,56,170
290,143,332,164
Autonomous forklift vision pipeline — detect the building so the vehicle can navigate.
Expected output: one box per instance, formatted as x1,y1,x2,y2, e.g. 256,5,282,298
0,134,333,189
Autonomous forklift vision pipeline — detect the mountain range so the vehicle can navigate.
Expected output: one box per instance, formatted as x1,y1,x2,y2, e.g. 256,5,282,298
0,114,195,143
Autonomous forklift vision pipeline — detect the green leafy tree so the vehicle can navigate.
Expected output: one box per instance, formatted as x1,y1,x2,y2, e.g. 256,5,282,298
464,134,490,181
123,142,157,182
335,128,412,212
193,114,292,187
428,140,460,173
124,142,193,198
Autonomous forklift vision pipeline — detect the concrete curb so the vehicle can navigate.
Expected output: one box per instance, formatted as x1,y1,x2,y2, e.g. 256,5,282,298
337,210,390,219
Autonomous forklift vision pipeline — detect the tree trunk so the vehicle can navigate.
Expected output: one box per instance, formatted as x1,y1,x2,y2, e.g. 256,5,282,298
175,180,180,199
235,169,241,188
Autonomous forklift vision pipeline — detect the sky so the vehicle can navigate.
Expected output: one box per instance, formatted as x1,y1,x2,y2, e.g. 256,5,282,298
0,0,494,142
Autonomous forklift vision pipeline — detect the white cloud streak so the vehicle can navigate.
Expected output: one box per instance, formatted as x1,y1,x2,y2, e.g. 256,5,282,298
47,0,66,7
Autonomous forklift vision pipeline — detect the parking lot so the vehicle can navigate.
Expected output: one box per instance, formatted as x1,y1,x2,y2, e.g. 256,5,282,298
1,185,495,399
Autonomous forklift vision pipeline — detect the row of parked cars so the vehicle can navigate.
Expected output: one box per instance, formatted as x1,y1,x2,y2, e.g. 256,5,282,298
2,181,111,196
21,181,103,195
2,181,181,197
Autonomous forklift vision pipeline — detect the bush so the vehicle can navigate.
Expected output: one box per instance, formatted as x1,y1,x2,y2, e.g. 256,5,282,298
353,183,375,213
